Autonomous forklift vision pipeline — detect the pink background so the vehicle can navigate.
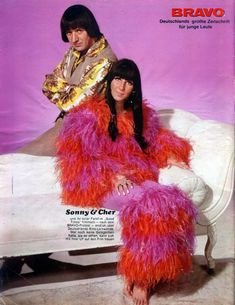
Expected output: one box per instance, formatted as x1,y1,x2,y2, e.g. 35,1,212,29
0,0,233,154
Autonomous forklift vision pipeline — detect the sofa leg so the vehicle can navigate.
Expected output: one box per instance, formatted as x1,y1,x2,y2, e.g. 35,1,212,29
205,223,217,275
0,257,25,287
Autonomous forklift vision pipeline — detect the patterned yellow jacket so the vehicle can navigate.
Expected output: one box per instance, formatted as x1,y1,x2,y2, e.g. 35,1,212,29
42,35,117,111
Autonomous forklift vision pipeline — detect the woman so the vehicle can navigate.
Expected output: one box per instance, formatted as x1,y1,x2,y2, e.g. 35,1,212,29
56,59,197,305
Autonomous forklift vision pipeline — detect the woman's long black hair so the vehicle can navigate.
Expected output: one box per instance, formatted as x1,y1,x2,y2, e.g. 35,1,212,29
105,59,148,150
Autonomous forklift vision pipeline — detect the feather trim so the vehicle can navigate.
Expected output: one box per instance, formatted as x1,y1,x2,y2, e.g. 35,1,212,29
56,96,192,206
118,180,197,288
118,248,192,289
147,128,193,168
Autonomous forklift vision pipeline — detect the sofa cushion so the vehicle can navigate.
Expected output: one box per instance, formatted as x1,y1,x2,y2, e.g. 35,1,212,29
159,166,211,209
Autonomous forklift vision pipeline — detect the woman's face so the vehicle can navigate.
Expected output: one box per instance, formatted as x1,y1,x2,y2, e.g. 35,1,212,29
110,77,134,104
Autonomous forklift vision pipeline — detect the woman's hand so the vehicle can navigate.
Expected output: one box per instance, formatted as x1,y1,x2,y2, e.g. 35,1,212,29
167,157,189,169
114,175,134,196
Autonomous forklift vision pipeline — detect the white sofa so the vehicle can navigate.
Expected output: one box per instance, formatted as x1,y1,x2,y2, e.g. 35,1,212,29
0,109,234,273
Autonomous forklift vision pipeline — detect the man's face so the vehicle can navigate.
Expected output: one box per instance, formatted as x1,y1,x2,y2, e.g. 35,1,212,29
66,28,95,53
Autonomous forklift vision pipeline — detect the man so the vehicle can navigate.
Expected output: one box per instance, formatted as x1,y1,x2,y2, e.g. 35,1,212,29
18,4,117,155
1,4,117,283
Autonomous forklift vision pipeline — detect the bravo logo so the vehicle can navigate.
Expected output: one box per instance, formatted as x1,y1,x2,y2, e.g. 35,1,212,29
172,8,225,17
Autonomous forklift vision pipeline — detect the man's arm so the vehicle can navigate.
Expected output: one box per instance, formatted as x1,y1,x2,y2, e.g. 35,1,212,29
42,57,113,111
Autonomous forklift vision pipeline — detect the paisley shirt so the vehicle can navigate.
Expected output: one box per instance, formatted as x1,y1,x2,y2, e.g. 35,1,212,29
42,35,117,111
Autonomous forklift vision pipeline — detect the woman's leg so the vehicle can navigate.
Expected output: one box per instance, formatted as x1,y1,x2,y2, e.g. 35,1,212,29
103,185,150,304
104,180,197,304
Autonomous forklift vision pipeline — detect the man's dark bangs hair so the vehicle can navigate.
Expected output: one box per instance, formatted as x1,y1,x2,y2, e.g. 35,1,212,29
61,5,102,42
62,18,87,33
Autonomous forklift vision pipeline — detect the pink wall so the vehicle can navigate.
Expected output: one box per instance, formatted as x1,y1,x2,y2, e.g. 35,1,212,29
0,0,233,153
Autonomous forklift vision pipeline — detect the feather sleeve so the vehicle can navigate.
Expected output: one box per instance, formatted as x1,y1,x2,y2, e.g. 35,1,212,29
56,98,119,207
149,127,192,168
142,104,192,169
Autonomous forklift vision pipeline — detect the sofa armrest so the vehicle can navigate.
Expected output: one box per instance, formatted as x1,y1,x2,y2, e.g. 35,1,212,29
159,166,212,210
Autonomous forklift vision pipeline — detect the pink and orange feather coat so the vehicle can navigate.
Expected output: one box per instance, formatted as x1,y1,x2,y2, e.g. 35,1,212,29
56,96,197,289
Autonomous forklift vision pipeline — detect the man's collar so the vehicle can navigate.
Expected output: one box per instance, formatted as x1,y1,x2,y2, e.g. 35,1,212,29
72,35,107,59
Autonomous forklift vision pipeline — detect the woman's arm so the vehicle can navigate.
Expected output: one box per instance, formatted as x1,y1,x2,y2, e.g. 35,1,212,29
143,105,193,169
146,126,192,169
56,102,119,207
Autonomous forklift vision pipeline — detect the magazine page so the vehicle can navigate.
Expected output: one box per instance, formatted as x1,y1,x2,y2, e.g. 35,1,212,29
0,0,234,305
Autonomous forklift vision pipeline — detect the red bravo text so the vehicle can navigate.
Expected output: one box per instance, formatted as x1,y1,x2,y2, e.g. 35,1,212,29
172,8,225,17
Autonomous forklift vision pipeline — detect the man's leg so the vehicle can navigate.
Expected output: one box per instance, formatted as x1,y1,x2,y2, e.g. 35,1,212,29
17,119,63,156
